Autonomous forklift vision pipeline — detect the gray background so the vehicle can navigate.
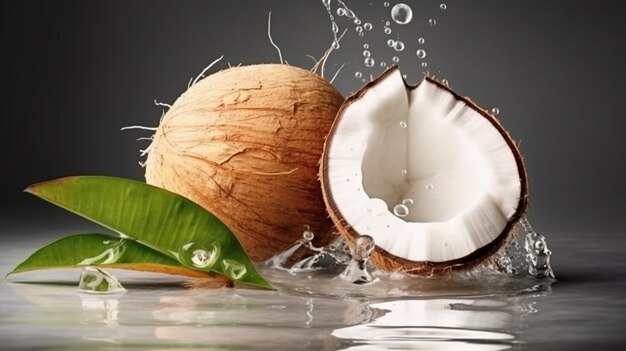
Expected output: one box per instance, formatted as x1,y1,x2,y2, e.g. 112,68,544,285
1,0,624,234
1,1,626,349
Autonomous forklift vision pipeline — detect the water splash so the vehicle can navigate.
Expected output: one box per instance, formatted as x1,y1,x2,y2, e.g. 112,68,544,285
490,218,555,279
78,267,125,294
520,217,555,278
339,235,377,284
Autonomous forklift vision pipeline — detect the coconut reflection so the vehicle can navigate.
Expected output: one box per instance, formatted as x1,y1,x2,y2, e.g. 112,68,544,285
332,291,551,351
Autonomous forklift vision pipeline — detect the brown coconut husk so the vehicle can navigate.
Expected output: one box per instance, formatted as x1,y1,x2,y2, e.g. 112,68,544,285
146,64,344,261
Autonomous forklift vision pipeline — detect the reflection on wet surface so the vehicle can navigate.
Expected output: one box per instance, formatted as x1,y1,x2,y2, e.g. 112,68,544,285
2,264,552,351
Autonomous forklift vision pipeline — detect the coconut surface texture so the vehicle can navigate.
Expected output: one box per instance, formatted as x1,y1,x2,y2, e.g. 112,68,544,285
146,64,344,261
320,67,528,274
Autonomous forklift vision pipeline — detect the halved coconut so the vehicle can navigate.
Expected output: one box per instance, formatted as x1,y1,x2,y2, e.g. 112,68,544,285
320,67,528,274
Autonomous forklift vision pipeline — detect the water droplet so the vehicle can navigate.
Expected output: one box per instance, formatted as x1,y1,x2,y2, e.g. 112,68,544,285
322,0,331,7
355,71,362,79
491,107,500,115
416,49,427,59
385,21,390,26
180,242,220,269
363,50,371,57
402,198,414,206
332,22,339,34
337,8,346,16
401,169,408,175
440,3,447,10
79,267,125,294
221,259,247,280
363,43,369,49
421,62,428,67
303,229,315,241
358,32,365,37
425,184,434,190
402,74,407,79
332,40,340,49
387,39,395,47
392,56,400,63
356,26,363,33
393,204,410,217
442,79,449,86
364,22,373,31
383,1,390,7
399,121,407,128
384,27,392,35
391,3,413,25
393,40,405,51
303,224,311,231
354,235,375,260
364,57,375,67
354,18,361,25
380,61,387,67
429,18,437,26
367,198,389,216
418,37,425,44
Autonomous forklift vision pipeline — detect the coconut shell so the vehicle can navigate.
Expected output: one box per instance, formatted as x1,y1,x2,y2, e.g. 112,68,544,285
145,64,344,261
320,67,528,275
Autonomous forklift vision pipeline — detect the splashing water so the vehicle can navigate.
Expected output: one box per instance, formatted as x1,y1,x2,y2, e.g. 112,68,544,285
78,267,126,294
339,235,377,284
264,217,554,294
520,217,555,278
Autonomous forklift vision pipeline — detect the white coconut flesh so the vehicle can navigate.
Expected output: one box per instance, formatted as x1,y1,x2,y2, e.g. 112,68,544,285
325,69,524,263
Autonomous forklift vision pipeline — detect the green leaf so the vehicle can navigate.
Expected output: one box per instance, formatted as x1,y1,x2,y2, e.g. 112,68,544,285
8,233,227,282
25,176,272,289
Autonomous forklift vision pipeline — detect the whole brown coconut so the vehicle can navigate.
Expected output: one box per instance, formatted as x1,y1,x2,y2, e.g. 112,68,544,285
145,64,344,261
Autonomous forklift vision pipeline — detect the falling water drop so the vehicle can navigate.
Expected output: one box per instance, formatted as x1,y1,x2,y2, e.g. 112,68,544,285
363,50,371,57
416,49,427,59
391,3,413,25
355,71,363,79
356,26,363,34
418,37,425,44
399,121,407,128
363,43,369,49
337,8,346,16
380,61,387,67
421,62,428,67
440,3,447,10
392,56,400,63
383,1,390,7
364,22,373,31
387,39,395,47
364,57,375,67
491,107,500,115
429,18,437,26
384,27,392,35
393,40,405,51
